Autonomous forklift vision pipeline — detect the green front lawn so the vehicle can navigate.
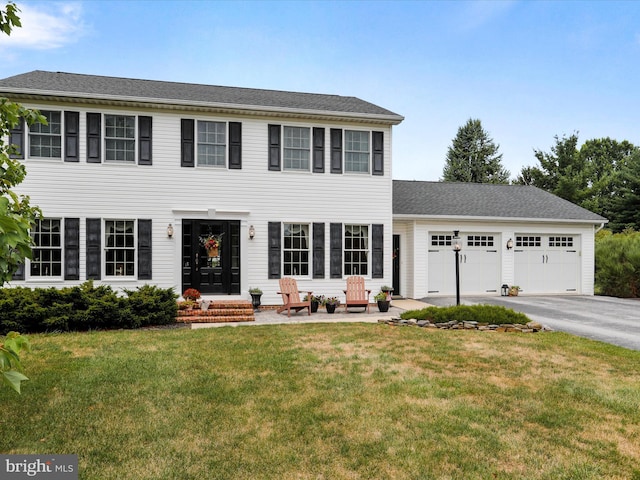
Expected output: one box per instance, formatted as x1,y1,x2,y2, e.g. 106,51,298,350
1,324,639,479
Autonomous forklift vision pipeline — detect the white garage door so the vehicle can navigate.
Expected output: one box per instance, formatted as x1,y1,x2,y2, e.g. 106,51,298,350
428,233,500,295
514,235,580,294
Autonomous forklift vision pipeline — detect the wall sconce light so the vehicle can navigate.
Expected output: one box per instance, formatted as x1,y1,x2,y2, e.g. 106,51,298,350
506,238,513,250
167,223,174,239
248,225,255,240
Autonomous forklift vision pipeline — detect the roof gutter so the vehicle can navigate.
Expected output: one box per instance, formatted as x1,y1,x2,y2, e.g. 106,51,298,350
1,88,405,125
392,213,609,226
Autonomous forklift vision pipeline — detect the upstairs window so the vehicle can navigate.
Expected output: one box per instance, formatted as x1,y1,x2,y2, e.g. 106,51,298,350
198,121,226,167
345,130,369,173
283,223,309,276
105,115,135,162
29,111,62,158
283,127,310,171
30,218,62,277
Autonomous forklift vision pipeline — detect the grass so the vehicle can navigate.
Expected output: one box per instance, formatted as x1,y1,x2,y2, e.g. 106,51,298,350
1,324,639,479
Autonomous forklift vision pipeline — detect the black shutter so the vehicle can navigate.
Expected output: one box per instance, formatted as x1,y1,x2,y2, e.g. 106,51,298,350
64,112,80,162
11,264,25,281
268,124,281,171
86,218,101,279
313,127,325,173
313,222,325,279
229,121,242,169
181,119,195,167
330,223,342,278
138,116,152,165
138,219,152,280
268,222,281,278
372,131,384,176
372,224,384,278
330,128,342,174
86,113,101,163
9,118,24,159
64,218,80,280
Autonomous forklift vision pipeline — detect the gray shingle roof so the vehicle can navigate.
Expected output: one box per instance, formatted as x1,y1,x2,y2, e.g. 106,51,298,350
0,70,403,122
393,180,607,223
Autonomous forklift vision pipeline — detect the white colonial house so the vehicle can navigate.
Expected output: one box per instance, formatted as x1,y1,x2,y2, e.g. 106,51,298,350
1,71,606,304
0,71,402,304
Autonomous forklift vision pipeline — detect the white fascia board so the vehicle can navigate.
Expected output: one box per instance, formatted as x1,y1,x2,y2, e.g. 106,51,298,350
392,214,608,225
4,88,405,125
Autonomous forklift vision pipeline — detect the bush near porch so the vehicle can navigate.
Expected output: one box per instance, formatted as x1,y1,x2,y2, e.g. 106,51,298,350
0,282,177,334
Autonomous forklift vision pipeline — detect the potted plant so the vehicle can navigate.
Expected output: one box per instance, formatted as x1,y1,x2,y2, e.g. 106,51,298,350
374,291,391,312
380,286,394,300
182,288,201,306
304,294,324,313
249,287,263,311
323,296,340,314
509,286,520,296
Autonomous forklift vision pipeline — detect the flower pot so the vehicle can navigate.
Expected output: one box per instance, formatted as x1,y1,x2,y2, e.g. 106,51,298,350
311,300,319,313
250,293,262,311
325,304,337,314
377,300,390,313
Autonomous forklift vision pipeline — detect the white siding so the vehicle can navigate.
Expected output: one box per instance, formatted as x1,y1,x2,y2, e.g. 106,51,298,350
11,103,395,304
399,219,598,299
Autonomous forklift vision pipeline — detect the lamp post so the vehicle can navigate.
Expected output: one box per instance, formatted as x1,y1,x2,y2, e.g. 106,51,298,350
452,230,461,306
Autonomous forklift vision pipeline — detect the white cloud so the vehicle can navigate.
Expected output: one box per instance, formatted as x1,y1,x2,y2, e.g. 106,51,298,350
0,2,86,50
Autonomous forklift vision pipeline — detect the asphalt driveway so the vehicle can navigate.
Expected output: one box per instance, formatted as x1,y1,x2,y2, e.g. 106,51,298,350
421,295,640,351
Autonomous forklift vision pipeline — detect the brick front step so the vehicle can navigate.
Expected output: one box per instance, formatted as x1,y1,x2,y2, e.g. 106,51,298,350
177,299,255,323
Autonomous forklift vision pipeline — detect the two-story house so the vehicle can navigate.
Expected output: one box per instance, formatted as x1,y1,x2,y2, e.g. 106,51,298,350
1,70,404,304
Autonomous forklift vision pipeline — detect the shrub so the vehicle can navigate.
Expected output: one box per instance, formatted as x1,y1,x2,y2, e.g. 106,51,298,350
0,282,178,334
400,304,530,325
595,229,640,298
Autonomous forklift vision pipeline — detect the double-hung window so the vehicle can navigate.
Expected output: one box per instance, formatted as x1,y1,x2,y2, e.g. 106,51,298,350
198,121,226,167
344,224,369,275
283,223,309,276
30,218,62,277
29,111,62,159
283,126,310,171
345,130,369,173
105,220,135,276
105,115,135,162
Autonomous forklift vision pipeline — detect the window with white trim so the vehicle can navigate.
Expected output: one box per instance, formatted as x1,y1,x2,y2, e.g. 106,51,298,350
516,236,541,247
30,218,62,277
105,115,135,162
549,236,574,247
467,235,494,247
344,224,369,275
283,223,309,276
345,130,369,173
197,121,226,167
105,220,135,276
431,234,453,246
29,111,62,158
283,126,310,171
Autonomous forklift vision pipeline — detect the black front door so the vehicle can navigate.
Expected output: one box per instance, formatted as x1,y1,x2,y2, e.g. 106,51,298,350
182,220,240,294
393,234,401,297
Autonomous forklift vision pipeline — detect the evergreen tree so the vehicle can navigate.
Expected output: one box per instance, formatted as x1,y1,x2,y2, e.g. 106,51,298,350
610,150,640,232
442,118,509,183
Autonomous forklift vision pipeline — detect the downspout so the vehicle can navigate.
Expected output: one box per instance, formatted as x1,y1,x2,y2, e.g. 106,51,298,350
595,222,606,233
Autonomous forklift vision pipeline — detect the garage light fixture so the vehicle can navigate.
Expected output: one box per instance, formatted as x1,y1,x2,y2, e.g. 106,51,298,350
506,238,513,250
167,223,174,239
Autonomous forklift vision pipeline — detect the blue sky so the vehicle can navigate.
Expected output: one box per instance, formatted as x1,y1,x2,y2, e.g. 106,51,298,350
2,0,639,181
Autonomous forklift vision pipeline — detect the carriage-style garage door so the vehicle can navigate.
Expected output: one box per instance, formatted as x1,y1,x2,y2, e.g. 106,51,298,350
428,233,500,295
514,234,580,294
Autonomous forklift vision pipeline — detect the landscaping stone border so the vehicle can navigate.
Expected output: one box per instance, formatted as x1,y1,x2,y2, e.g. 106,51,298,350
379,318,551,333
